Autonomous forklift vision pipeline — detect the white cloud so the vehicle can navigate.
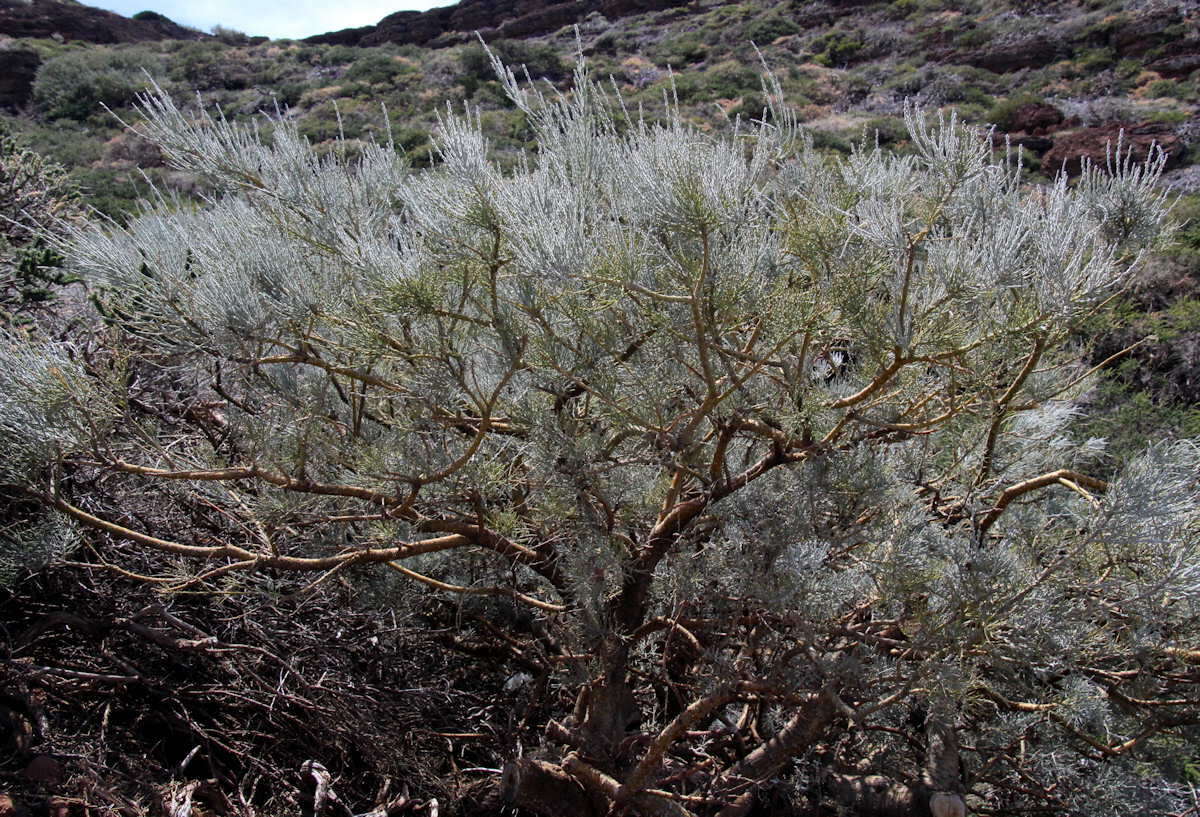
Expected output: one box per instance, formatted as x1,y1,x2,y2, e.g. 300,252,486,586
92,0,448,40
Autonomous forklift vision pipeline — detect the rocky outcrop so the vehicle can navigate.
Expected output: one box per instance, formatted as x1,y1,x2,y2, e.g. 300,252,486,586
961,34,1067,73
1109,5,1182,57
0,47,39,109
1042,121,1184,176
0,0,203,43
1008,102,1064,136
1146,39,1200,79
308,0,689,47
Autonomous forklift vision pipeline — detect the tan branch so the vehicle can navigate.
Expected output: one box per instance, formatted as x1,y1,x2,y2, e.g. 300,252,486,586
45,491,470,571
622,685,739,797
827,353,907,409
978,469,1108,536
386,562,564,612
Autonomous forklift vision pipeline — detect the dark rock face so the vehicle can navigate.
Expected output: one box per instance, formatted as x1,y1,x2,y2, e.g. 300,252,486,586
0,47,39,109
1003,134,1054,154
1110,5,1182,57
1043,121,1184,177
961,34,1066,73
1008,102,1064,136
0,0,204,43
309,0,689,47
1147,41,1200,79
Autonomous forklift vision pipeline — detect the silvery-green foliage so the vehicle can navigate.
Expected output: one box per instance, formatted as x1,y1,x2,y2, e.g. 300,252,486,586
0,335,102,581
0,508,80,584
11,58,1195,813
0,334,113,484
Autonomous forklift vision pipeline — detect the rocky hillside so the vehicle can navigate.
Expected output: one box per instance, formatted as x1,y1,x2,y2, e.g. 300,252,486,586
0,0,200,43
0,0,202,111
309,0,691,47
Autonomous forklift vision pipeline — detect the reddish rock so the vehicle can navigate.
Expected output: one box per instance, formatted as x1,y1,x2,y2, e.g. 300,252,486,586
498,0,588,39
1147,49,1200,79
104,132,166,168
1111,6,1182,57
0,702,34,755
1043,121,1184,177
963,35,1066,73
996,134,1054,155
1008,103,1064,136
0,794,31,817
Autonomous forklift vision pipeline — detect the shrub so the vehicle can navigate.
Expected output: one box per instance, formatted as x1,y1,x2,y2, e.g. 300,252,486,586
811,30,866,67
131,10,171,23
344,53,414,86
1145,78,1184,99
461,40,566,84
7,63,1193,817
321,45,362,66
653,33,709,67
699,61,759,99
743,12,800,45
169,41,255,91
33,47,163,121
1077,46,1117,73
211,25,250,46
296,102,367,142
67,166,144,221
863,115,907,145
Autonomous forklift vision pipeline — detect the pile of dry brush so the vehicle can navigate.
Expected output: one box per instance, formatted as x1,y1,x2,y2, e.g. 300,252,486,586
0,547,551,817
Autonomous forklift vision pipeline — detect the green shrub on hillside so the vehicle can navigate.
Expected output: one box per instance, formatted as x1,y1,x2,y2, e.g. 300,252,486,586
212,25,251,46
321,45,363,66
743,12,800,45
297,102,368,142
811,30,866,67
653,32,709,67
461,40,566,84
33,48,163,121
863,116,908,145
345,53,416,85
69,167,150,221
1145,78,1185,99
169,41,255,91
700,62,760,100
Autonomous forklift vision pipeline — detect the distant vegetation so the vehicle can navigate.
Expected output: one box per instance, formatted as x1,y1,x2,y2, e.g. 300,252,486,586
0,0,1192,219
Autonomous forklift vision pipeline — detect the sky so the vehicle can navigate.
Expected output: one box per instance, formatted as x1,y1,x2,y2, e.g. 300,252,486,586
91,0,448,40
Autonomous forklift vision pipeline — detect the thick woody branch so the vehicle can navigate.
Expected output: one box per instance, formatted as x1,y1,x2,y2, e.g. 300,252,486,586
978,469,1108,536
108,459,403,508
621,684,740,797
562,754,693,817
714,688,839,817
922,701,965,806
